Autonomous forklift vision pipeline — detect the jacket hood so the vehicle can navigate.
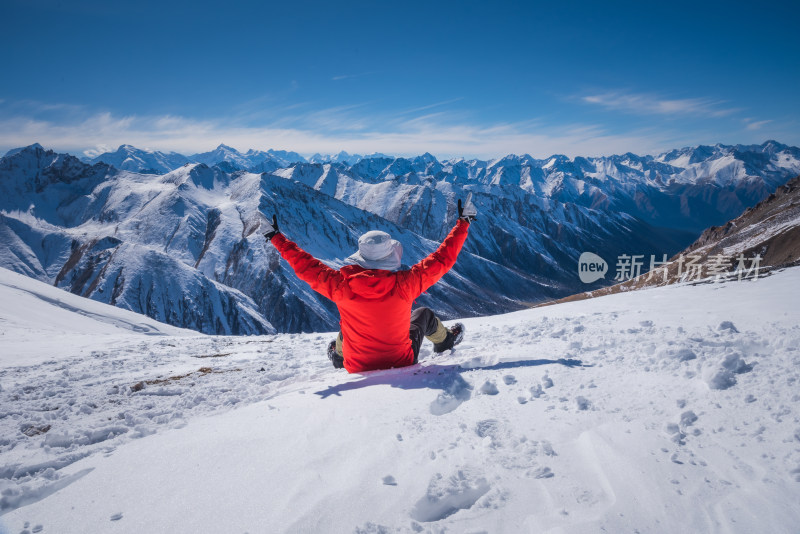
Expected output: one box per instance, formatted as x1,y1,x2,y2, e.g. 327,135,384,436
341,264,399,299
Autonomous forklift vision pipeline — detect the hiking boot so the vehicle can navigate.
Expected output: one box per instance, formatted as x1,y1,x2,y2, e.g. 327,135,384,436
327,339,344,369
432,323,465,353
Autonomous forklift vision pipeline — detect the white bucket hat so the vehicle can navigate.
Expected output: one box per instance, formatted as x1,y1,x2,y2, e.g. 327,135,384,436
346,230,403,271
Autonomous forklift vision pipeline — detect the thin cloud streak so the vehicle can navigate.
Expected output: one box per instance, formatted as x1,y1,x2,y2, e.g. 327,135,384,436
396,98,465,116
331,70,382,81
745,119,772,131
581,90,739,118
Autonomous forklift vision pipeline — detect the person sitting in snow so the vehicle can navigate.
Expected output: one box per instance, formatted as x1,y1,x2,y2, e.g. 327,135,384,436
262,195,477,373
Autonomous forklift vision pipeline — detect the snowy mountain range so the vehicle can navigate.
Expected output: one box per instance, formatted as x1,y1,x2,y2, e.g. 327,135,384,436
84,144,191,174
84,144,307,175
84,141,800,233
1,141,798,335
307,150,391,166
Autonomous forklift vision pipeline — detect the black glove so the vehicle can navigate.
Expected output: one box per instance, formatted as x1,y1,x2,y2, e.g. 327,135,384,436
458,193,477,222
262,214,280,240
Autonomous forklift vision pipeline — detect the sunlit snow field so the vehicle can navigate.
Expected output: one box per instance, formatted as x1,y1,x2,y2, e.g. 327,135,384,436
1,266,799,533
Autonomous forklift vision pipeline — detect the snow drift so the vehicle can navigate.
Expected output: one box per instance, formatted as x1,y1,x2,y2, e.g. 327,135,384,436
1,264,799,532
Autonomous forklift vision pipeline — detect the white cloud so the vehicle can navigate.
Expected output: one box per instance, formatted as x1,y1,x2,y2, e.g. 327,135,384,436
581,90,738,118
82,144,112,158
5,95,789,160
0,109,688,160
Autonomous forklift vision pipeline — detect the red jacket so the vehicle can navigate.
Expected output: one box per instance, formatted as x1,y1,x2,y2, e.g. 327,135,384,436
271,220,470,373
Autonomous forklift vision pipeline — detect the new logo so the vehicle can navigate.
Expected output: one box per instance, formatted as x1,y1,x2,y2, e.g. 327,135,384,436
578,252,607,283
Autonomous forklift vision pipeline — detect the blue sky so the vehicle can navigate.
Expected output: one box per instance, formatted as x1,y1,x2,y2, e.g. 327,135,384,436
2,0,798,159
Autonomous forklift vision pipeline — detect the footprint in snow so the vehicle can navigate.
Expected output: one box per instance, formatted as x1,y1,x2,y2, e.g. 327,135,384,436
503,375,517,385
542,374,554,389
429,374,473,416
667,425,688,445
530,466,554,479
541,440,557,456
382,475,398,486
680,410,698,427
474,419,500,440
666,410,700,444
790,467,800,482
479,380,499,395
409,469,490,522
705,352,754,390
110,513,123,521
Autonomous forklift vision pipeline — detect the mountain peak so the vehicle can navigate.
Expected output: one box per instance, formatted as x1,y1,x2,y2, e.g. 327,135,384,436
492,153,537,167
4,143,45,157
415,152,438,164
760,140,788,154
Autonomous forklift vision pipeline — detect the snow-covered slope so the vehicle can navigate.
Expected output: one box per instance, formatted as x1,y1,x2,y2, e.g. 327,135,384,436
1,264,798,533
0,267,196,367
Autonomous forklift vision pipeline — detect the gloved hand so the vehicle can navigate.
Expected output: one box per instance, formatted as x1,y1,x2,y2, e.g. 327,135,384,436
261,214,280,240
458,193,477,222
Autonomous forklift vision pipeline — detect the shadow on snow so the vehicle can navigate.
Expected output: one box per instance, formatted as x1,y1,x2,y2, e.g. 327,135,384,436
313,358,591,414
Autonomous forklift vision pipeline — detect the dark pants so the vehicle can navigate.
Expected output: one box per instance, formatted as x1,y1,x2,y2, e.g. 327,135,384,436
409,307,440,363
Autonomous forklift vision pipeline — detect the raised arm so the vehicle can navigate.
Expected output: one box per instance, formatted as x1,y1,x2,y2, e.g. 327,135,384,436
406,219,470,295
404,195,476,296
264,215,344,302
